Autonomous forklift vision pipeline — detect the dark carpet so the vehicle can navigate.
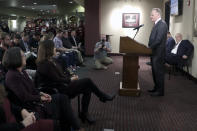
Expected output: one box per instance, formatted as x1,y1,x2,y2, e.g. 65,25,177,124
71,56,197,131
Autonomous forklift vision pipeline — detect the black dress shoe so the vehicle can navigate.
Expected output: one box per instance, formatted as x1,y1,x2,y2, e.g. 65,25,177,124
150,92,164,96
147,89,157,93
99,94,116,103
79,113,96,124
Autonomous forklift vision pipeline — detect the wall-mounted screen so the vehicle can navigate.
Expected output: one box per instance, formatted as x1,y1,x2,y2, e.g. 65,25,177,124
170,0,183,16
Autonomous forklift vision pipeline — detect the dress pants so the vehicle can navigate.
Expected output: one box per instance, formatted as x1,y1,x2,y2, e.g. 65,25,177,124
62,78,105,114
45,94,80,130
165,53,186,67
151,55,165,94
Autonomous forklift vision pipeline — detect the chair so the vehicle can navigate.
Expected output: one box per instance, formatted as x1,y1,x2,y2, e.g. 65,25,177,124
167,48,194,80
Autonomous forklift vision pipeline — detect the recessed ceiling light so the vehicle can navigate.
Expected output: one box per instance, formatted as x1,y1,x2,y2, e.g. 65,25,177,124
33,2,37,5
69,1,73,4
11,14,16,16
22,5,25,8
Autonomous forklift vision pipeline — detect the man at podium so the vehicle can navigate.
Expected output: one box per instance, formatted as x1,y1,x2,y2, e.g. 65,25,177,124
148,8,168,96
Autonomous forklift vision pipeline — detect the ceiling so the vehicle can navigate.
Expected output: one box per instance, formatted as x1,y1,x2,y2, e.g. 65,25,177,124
0,0,84,17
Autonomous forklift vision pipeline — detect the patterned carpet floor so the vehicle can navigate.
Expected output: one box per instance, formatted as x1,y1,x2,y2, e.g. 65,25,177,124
71,56,197,131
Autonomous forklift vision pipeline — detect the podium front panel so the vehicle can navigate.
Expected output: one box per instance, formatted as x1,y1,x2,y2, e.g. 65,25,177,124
122,55,138,89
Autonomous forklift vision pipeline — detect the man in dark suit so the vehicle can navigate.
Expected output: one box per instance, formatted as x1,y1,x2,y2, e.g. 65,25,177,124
148,8,168,96
69,30,81,47
21,33,30,53
69,30,85,56
165,33,194,66
166,32,175,55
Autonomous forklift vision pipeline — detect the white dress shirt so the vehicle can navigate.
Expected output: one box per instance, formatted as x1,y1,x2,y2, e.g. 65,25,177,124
155,18,161,25
171,40,182,54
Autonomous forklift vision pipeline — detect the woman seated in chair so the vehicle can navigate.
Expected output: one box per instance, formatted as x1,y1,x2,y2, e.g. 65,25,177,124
2,47,83,131
36,40,115,124
0,84,58,131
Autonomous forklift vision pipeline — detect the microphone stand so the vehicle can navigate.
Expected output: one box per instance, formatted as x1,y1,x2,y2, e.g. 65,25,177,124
133,28,139,40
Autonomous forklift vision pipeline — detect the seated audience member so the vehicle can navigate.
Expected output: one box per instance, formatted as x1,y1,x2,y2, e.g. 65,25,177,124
0,85,58,131
53,30,77,69
53,30,70,53
36,40,115,124
69,30,84,55
12,34,23,50
94,36,113,70
62,30,73,49
21,33,30,53
1,23,10,33
41,32,54,41
165,33,194,66
0,33,11,61
28,32,40,53
76,27,85,48
0,32,11,80
166,32,175,55
62,30,84,65
2,47,83,131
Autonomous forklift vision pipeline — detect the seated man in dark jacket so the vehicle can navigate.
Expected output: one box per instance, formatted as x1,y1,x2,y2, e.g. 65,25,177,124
165,33,194,66
166,32,175,55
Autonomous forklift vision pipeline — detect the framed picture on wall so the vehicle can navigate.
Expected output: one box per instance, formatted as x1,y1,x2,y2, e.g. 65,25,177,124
122,13,140,28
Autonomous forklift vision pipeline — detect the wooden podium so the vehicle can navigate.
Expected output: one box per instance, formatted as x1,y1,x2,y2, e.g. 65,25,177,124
119,36,152,96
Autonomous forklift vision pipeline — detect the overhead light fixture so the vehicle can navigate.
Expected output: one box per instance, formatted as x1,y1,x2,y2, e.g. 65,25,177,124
32,8,35,10
22,5,25,8
33,2,37,5
69,1,73,4
11,14,16,16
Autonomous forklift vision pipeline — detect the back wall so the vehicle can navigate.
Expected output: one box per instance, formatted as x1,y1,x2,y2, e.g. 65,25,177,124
100,0,163,53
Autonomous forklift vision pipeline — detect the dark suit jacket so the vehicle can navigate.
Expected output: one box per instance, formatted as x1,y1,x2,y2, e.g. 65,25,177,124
36,60,71,86
148,19,168,92
69,36,80,47
62,37,73,49
176,40,194,57
19,40,30,52
166,37,175,54
5,69,40,109
29,38,39,49
148,19,168,58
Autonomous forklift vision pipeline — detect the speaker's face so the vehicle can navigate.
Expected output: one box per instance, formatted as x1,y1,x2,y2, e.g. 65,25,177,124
150,10,160,22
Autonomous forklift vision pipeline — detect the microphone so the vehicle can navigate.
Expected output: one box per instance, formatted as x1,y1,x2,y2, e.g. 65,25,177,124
133,24,144,30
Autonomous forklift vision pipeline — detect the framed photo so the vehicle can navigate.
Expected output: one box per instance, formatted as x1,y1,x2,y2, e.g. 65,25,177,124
122,13,140,28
